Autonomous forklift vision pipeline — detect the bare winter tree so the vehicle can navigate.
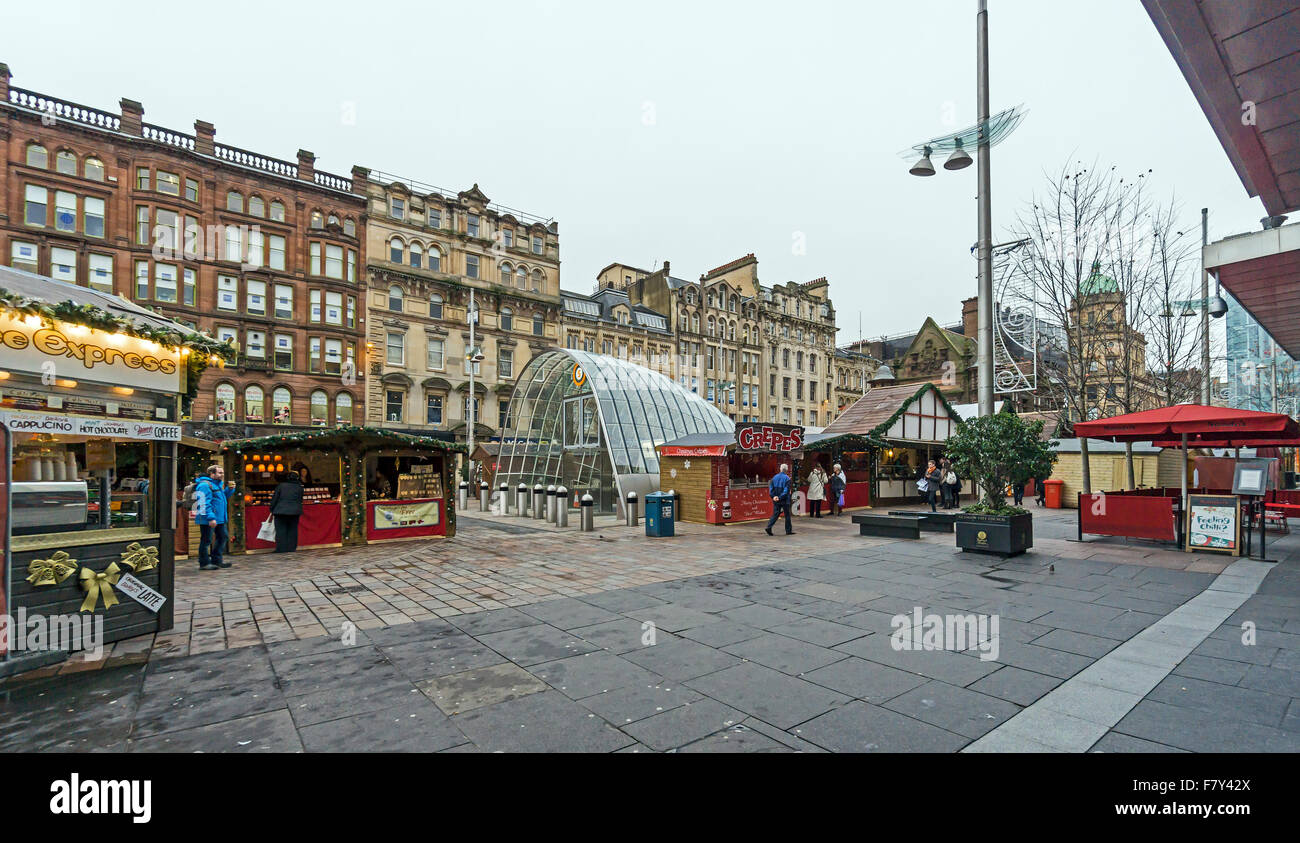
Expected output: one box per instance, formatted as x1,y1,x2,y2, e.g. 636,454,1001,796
1015,161,1158,493
1139,198,1206,409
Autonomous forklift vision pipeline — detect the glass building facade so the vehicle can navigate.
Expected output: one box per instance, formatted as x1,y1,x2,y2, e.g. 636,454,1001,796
496,350,733,512
1224,292,1299,413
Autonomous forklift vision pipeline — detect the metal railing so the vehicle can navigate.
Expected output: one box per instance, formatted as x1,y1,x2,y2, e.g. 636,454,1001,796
367,169,552,226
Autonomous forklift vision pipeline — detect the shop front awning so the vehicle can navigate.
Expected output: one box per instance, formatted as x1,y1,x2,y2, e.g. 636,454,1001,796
1203,222,1300,359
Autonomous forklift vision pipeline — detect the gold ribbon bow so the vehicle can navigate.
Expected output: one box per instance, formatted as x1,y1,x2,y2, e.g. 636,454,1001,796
27,552,80,587
119,542,159,573
79,562,122,613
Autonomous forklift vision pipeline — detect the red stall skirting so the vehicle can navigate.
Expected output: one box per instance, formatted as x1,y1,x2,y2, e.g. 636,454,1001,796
1078,494,1177,542
246,501,343,550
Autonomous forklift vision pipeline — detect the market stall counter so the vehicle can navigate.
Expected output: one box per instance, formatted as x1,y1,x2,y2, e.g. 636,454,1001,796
0,266,235,675
216,427,464,553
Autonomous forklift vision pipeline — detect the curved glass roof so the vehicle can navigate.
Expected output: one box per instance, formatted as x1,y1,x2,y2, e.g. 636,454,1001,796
495,350,733,510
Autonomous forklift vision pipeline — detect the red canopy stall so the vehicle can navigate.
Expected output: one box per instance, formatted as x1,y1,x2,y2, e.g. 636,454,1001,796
1071,405,1300,552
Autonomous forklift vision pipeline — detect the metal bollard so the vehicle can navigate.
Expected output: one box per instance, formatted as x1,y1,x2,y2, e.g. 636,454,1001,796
626,491,639,527
580,493,595,532
458,481,468,511
499,482,510,515
479,481,489,512
517,483,529,517
533,484,545,519
546,484,557,524
556,486,569,527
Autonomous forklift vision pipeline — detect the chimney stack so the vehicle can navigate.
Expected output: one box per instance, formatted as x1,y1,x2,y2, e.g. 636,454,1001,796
351,165,370,195
297,149,315,182
119,98,144,136
0,64,11,103
194,120,215,155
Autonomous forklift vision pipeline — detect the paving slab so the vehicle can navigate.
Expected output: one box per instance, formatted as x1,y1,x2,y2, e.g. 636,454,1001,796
620,698,747,752
127,709,302,753
795,701,970,753
452,691,635,753
683,662,851,729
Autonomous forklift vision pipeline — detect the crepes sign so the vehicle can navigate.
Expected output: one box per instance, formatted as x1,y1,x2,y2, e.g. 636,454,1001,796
735,422,804,453
0,312,182,392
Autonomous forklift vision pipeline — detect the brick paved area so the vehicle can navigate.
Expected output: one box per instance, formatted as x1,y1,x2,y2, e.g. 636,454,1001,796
2,505,1295,752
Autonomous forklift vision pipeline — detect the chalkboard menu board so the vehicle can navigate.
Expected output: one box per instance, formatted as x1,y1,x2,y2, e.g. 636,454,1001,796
1186,494,1241,555
397,465,443,501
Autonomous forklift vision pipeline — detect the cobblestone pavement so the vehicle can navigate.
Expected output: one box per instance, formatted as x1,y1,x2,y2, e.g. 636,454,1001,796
2,506,1297,752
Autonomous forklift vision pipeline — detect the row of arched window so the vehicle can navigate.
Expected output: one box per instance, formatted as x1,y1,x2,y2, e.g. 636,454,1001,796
213,384,354,426
26,142,104,180
388,237,442,270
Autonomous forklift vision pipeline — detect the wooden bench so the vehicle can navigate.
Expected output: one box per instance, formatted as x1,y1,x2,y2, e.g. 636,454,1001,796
888,511,957,532
853,514,921,539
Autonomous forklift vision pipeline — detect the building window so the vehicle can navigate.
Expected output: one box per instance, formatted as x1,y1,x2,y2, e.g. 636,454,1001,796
246,331,265,359
157,171,180,196
224,225,243,262
50,248,76,283
428,208,441,229
499,348,514,379
427,338,445,370
429,294,443,320
325,339,343,374
269,235,285,271
310,390,329,426
498,400,510,429
500,262,513,285
386,390,404,422
466,255,479,279
532,314,544,336
410,242,423,268
185,177,198,202
386,332,404,365
83,196,105,238
275,284,293,320
310,337,321,372
309,242,321,276
154,263,178,302
270,200,285,222
246,279,266,315
325,245,343,279
532,235,543,255
347,249,357,282
135,167,150,190
310,210,323,229
26,143,48,168
88,253,113,292
247,229,264,268
274,334,293,370
226,191,243,213
428,246,441,272
390,196,405,219
516,266,527,289
215,384,236,421
467,214,479,237
24,185,47,226
249,196,265,217
217,275,238,311
344,218,356,237
389,238,404,263
500,307,513,331
335,393,353,425
244,386,264,422
503,229,513,248
272,388,291,424
388,285,404,312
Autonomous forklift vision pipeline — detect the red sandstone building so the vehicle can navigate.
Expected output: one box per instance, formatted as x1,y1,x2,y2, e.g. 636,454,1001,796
0,63,366,427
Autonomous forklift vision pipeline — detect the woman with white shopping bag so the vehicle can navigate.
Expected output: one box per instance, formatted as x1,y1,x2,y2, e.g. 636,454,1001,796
268,470,305,552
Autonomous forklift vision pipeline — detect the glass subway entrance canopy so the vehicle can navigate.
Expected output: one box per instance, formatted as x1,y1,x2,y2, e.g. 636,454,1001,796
496,350,733,513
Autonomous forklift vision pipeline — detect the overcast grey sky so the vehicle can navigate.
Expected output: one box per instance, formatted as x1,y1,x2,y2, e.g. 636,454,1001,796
5,0,1268,343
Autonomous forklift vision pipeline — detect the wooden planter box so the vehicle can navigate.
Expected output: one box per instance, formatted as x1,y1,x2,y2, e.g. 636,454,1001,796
955,512,1033,558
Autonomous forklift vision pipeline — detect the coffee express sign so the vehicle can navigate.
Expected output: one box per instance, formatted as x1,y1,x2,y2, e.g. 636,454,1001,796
0,312,182,393
735,423,805,453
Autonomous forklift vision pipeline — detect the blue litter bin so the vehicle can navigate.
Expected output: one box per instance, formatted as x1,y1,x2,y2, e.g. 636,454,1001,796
645,492,675,537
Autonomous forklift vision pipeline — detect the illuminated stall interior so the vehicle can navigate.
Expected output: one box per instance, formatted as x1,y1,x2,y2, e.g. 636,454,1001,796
496,350,733,514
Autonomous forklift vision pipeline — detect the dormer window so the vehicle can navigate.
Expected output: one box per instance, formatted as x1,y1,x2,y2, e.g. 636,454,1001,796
390,196,406,219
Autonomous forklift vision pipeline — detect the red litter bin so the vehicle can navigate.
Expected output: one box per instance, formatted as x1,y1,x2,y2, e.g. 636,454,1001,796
1043,479,1064,509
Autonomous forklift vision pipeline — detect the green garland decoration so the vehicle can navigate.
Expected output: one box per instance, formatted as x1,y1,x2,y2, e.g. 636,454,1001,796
0,288,238,413
863,383,964,441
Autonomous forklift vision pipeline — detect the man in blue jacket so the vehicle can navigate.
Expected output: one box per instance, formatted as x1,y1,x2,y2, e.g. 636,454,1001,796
193,464,236,570
765,463,794,536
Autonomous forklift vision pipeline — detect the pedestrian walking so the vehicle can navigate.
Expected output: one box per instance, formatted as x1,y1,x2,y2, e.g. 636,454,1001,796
1012,477,1025,506
943,461,960,509
936,458,951,508
193,464,235,570
269,470,305,553
925,460,943,513
765,463,794,536
806,464,827,518
829,463,847,516
1035,474,1048,507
